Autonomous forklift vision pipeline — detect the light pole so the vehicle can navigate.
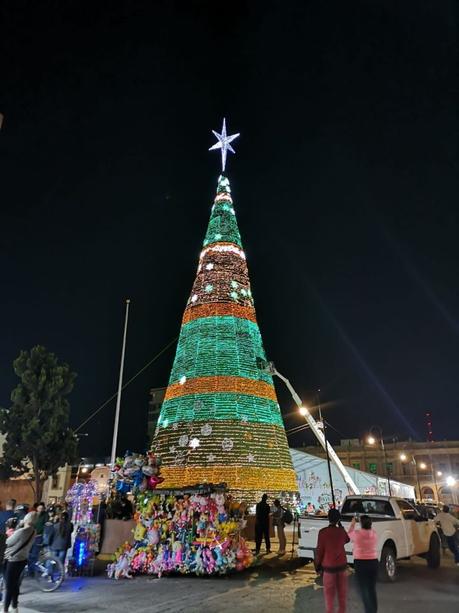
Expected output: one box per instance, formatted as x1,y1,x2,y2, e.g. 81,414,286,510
367,426,392,496
315,389,335,508
110,299,131,467
400,453,422,501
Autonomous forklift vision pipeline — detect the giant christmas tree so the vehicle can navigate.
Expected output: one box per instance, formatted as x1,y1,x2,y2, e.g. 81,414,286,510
151,121,297,499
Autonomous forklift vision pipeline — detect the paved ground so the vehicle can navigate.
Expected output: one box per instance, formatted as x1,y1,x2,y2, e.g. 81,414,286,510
15,554,459,613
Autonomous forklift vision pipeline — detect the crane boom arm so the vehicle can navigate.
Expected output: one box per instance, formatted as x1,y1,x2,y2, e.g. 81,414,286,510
272,367,360,495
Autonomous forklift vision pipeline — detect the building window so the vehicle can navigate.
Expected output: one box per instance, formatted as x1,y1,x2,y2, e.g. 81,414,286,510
386,463,393,475
352,462,360,470
52,475,59,489
368,463,377,474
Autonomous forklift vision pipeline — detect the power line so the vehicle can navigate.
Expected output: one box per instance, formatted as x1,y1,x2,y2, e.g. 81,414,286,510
75,335,178,433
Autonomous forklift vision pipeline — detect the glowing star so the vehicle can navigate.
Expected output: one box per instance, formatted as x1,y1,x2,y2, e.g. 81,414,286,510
179,375,187,385
241,415,248,423
207,453,216,462
169,445,176,453
247,453,255,463
189,437,200,449
172,422,179,430
209,118,240,172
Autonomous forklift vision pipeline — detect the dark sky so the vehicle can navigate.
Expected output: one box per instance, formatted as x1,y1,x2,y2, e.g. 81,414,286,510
0,1,457,458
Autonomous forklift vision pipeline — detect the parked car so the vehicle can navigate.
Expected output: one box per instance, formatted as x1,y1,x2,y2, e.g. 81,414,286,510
298,495,441,581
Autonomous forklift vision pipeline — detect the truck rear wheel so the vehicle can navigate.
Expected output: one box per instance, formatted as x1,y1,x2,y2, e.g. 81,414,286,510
379,544,397,582
426,534,441,569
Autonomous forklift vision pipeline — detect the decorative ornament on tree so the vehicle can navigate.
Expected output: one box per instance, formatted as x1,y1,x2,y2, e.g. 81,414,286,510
221,438,234,451
178,435,189,447
200,423,212,436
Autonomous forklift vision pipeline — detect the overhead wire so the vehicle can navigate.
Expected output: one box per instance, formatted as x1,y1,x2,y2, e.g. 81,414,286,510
74,335,178,433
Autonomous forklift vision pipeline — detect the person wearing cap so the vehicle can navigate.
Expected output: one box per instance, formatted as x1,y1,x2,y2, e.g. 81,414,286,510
254,494,271,555
315,508,350,613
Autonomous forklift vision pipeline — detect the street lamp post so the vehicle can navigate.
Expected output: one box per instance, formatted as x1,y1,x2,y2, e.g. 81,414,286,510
367,426,392,496
317,389,335,508
400,453,422,501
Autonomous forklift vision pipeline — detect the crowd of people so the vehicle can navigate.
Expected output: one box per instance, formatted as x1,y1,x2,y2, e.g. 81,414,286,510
253,494,459,613
0,499,74,612
1,493,458,612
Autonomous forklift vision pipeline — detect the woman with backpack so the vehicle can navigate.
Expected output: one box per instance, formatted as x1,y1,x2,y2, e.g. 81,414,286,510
49,512,73,565
272,499,287,555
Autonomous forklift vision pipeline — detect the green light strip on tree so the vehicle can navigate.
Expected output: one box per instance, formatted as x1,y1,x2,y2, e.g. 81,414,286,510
169,316,272,384
158,393,284,428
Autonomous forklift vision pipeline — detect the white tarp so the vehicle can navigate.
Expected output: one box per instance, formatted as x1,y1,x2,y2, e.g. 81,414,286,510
290,448,415,510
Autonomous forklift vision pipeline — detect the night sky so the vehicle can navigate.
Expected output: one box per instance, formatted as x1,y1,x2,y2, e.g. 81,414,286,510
1,1,457,458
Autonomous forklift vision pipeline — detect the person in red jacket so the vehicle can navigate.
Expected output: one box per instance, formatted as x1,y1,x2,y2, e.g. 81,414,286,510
315,508,350,613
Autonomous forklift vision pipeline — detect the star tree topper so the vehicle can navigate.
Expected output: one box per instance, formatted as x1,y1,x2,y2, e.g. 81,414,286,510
209,118,240,172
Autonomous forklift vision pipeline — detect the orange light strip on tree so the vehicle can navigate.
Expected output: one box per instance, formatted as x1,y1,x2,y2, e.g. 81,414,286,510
164,376,277,402
182,302,257,325
158,465,298,491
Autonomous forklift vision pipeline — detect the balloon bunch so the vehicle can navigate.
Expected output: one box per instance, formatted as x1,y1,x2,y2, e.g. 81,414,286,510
108,488,253,578
111,451,164,494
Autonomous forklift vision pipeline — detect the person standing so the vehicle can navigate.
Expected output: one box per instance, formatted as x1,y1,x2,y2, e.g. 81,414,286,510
348,515,379,612
0,500,17,567
28,502,48,573
3,512,36,613
50,512,74,565
436,505,459,564
315,509,350,613
272,499,286,555
254,494,271,555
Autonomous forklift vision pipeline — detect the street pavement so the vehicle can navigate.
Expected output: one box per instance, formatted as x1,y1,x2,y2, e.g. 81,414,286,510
16,554,459,613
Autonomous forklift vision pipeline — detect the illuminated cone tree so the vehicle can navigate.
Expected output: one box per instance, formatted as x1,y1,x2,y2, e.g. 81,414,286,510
152,174,297,498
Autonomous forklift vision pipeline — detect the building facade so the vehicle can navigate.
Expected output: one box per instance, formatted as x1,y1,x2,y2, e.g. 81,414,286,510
297,439,459,505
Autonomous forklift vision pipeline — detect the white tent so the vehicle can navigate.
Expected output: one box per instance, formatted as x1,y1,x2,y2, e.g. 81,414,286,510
290,448,415,510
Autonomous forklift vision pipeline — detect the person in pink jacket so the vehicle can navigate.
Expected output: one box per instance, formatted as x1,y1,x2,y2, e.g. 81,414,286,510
348,515,379,612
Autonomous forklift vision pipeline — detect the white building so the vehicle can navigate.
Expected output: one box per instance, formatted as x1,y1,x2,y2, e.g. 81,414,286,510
290,448,414,510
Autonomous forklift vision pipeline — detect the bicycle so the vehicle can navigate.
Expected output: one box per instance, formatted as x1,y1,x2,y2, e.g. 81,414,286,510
0,549,64,599
26,548,65,592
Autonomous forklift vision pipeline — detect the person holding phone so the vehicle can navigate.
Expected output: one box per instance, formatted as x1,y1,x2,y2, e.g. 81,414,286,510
315,509,350,613
348,514,379,612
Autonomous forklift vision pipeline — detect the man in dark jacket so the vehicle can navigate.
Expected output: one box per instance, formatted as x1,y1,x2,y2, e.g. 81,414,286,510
315,508,350,613
254,494,271,555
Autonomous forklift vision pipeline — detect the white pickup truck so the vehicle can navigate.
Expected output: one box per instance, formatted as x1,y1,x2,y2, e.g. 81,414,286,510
298,495,441,581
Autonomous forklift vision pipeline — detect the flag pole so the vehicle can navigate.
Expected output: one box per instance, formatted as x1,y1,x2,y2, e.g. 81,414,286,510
110,299,130,466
